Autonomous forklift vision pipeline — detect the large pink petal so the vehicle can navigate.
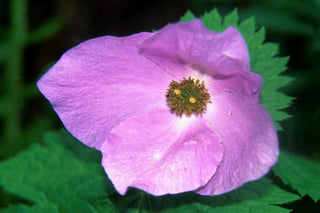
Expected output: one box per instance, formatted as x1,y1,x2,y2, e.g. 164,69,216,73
101,109,224,196
198,73,278,195
139,20,250,80
37,33,173,150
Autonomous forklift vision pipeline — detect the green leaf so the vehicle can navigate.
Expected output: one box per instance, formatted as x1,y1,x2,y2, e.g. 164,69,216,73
127,178,299,213
273,151,320,202
0,131,114,213
221,9,239,30
180,10,196,22
201,8,222,32
228,10,293,129
180,8,293,130
0,203,59,213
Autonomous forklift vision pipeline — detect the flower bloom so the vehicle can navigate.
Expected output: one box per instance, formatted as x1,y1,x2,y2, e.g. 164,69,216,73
37,19,278,196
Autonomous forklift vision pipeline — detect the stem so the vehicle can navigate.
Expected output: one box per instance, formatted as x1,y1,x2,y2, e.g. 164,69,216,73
4,0,27,153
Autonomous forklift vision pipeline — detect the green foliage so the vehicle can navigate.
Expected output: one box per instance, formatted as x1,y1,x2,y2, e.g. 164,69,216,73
180,10,195,22
127,178,299,212
0,131,113,213
0,0,65,159
181,9,293,130
202,9,222,31
273,151,320,202
0,132,300,212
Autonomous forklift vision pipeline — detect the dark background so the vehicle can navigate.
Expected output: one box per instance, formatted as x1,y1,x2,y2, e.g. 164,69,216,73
3,0,319,158
1,0,320,162
1,0,320,211
1,0,320,202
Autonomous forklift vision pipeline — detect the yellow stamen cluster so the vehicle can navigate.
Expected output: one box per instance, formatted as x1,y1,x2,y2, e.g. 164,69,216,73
166,77,211,116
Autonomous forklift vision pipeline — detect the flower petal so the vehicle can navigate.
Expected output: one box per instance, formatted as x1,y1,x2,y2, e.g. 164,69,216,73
139,20,250,79
101,109,224,196
37,33,172,149
198,73,278,195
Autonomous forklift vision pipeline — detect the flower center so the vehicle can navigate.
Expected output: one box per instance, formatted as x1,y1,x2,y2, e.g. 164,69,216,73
166,77,211,116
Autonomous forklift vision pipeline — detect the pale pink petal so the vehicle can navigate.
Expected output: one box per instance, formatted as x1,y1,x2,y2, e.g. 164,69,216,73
138,20,278,195
37,33,173,150
198,73,278,195
101,109,224,195
139,19,250,79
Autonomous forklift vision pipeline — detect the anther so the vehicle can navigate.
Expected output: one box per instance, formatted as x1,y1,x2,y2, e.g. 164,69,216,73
174,89,181,95
189,97,196,104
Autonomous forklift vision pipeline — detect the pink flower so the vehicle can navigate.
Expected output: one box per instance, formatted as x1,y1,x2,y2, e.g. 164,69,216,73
37,20,278,196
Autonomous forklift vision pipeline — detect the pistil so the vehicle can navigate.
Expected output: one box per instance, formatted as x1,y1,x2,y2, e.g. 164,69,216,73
166,77,211,116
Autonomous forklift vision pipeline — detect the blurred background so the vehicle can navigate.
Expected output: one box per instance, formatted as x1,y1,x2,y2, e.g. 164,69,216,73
0,0,319,179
